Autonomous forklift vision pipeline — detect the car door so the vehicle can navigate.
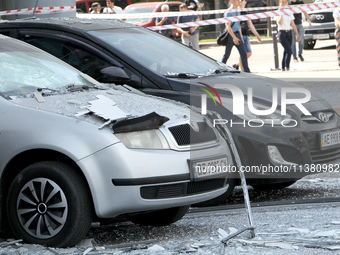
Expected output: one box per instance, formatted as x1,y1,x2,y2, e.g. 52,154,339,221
13,30,144,89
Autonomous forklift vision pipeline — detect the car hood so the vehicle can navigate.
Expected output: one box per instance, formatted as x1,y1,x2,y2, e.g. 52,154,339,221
168,72,324,105
10,86,196,129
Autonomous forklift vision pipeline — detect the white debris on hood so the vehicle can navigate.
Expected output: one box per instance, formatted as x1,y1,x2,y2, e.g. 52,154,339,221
265,242,299,250
11,87,194,128
287,227,309,234
218,228,229,241
75,95,130,129
147,244,165,252
33,92,45,103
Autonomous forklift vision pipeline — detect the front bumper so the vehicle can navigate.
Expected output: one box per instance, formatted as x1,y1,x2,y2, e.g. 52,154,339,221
77,140,232,218
229,111,340,183
303,21,335,41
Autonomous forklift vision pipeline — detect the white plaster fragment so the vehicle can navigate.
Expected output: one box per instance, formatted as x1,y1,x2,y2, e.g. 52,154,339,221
83,247,93,255
314,230,336,237
218,228,229,240
75,95,130,128
326,246,340,250
76,238,95,248
147,244,165,252
34,92,45,103
229,227,239,235
265,242,297,250
287,227,310,234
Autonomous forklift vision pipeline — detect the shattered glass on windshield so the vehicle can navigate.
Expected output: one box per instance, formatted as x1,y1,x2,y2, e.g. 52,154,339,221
0,40,100,98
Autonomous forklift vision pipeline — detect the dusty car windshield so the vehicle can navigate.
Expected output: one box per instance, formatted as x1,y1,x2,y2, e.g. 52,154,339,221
0,39,98,97
89,28,231,76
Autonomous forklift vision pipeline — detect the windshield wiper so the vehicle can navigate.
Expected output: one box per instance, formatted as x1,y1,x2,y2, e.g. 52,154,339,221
164,73,199,79
36,87,61,96
65,84,102,92
214,68,240,74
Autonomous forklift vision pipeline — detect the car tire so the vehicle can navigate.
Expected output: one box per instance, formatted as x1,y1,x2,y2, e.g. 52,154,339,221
304,40,316,49
251,181,296,191
7,161,93,247
128,206,189,226
192,178,236,207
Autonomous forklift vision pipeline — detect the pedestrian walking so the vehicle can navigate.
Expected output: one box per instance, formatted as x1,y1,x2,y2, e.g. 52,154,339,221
221,0,250,73
290,0,312,62
233,0,262,71
177,4,200,51
155,5,176,38
333,6,340,66
276,0,300,71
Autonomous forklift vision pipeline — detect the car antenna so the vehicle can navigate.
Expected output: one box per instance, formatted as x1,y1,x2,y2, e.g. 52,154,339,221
31,0,39,18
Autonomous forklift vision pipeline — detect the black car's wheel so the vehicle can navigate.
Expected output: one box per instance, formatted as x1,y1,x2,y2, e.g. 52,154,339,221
129,206,189,226
7,161,93,247
192,178,236,207
252,181,296,191
304,40,316,49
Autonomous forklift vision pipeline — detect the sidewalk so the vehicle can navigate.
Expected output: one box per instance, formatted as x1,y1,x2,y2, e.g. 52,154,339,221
200,38,273,48
200,39,340,79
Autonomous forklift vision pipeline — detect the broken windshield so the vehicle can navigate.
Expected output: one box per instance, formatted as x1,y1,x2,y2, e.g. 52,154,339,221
88,28,233,76
0,38,100,98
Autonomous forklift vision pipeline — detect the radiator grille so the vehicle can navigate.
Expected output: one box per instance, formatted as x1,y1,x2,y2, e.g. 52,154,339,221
168,122,217,146
310,147,340,164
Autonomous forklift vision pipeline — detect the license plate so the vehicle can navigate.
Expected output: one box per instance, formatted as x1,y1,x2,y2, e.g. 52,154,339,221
313,34,329,39
190,156,228,180
321,130,340,148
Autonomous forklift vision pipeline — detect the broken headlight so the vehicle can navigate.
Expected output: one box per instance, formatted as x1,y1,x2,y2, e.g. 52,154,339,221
115,130,170,149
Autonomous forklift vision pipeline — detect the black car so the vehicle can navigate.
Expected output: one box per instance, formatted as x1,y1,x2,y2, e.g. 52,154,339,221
1,18,339,205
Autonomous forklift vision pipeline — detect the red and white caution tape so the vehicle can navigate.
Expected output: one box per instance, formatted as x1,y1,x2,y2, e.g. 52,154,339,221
0,6,75,16
77,1,339,21
77,6,280,20
149,2,340,30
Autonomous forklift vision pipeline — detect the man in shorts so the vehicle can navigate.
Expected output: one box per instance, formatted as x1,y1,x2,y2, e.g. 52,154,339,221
233,0,262,71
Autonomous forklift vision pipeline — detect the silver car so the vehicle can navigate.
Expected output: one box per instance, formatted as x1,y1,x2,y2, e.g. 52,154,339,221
303,0,335,49
0,35,232,247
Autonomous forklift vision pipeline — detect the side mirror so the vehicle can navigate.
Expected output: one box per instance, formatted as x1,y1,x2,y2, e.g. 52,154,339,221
100,66,131,84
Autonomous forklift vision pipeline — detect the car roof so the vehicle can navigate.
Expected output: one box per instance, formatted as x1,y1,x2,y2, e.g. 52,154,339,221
0,18,139,33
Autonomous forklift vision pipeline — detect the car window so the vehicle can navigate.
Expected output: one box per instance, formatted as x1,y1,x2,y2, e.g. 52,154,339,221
23,37,113,82
0,38,98,98
89,28,231,76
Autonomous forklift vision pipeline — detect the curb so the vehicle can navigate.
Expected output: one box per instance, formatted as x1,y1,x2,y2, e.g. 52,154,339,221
335,106,340,115
199,38,273,48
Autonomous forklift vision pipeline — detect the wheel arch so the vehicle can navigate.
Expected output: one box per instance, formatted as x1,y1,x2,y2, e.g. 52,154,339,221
0,149,95,233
